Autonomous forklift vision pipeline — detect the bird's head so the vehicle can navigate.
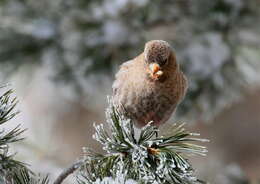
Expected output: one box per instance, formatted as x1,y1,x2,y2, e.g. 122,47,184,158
144,40,176,80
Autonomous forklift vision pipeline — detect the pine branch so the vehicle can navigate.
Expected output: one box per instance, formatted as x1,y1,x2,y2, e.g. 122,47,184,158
77,99,209,184
0,85,50,184
0,86,28,181
11,168,49,184
54,160,83,184
0,89,19,125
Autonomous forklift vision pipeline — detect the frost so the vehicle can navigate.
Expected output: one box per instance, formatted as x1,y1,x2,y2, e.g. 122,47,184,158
93,177,137,184
131,145,147,163
81,99,206,183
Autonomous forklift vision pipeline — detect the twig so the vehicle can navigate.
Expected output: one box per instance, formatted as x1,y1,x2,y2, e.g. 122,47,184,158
53,160,83,184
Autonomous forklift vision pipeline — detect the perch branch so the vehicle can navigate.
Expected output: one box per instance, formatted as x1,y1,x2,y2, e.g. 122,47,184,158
53,160,83,184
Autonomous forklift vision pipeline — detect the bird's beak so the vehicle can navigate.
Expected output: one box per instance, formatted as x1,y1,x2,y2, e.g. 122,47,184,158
149,63,160,74
149,63,163,77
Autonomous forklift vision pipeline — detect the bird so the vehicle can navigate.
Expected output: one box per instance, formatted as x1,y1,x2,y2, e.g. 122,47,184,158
112,40,188,128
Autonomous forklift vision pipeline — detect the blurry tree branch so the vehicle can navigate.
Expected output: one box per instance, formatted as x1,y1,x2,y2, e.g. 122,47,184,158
0,0,260,182
1,0,260,122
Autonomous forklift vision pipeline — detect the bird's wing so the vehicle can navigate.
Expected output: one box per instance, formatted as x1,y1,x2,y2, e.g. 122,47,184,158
178,71,188,101
112,60,134,96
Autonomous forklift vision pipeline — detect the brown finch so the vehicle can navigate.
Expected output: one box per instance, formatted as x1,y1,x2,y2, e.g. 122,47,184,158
112,40,188,127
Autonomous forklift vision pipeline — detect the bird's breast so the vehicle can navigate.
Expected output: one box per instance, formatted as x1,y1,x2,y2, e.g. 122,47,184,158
117,75,175,124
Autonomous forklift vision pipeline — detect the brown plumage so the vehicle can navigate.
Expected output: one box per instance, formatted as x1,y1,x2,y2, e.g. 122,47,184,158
112,40,188,127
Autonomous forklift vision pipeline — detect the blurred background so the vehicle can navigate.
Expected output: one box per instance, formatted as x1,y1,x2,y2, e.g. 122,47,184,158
0,0,260,183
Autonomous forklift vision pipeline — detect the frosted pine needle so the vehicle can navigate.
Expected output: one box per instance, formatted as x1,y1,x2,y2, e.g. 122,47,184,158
78,99,208,184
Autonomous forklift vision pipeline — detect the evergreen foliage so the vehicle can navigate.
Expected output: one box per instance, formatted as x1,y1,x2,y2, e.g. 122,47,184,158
0,85,49,184
0,85,26,183
77,99,208,184
11,169,49,184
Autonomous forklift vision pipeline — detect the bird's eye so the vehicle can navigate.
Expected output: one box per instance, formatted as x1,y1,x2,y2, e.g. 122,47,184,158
160,58,168,66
